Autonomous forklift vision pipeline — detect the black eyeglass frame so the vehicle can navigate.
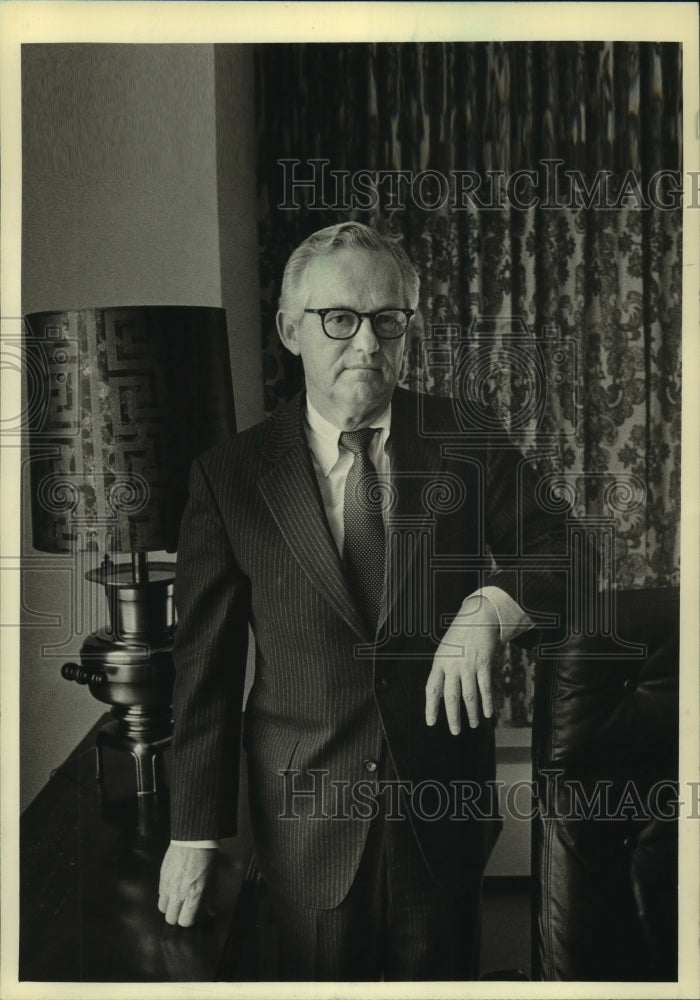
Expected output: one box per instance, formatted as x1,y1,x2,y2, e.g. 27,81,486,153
303,307,415,341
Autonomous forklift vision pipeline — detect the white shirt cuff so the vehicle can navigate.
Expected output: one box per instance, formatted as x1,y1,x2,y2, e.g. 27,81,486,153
171,839,220,849
460,586,533,644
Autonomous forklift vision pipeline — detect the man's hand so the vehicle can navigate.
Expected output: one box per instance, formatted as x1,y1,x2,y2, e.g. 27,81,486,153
425,598,500,734
158,844,218,927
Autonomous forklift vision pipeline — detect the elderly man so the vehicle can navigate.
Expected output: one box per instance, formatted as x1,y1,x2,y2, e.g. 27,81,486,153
158,222,572,980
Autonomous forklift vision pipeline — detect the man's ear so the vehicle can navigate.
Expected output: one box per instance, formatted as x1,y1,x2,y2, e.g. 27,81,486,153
276,310,301,356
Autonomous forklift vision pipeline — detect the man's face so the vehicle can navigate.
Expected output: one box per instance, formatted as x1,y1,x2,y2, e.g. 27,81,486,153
277,248,408,429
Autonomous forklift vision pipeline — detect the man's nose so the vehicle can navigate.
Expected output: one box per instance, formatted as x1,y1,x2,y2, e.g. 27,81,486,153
353,315,379,352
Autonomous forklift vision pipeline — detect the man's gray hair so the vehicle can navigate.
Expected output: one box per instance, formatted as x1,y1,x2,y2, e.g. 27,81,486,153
279,221,421,316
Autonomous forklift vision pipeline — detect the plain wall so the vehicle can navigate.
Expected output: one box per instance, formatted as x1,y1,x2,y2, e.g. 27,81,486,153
20,43,262,810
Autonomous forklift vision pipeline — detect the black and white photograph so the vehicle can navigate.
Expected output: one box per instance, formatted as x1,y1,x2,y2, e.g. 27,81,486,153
1,2,698,996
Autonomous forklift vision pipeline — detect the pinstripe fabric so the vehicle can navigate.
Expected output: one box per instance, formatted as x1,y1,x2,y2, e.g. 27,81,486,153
266,747,483,981
170,388,576,909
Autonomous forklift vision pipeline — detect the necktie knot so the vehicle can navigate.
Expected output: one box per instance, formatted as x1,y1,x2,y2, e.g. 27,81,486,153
339,427,378,456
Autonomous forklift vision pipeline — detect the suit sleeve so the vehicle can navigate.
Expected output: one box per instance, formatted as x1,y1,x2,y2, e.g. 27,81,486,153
482,438,595,643
169,455,250,841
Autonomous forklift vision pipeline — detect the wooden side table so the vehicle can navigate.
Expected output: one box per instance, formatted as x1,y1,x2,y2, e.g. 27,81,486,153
19,714,254,982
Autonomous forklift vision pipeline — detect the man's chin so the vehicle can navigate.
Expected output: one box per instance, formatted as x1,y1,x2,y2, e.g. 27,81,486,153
341,382,394,418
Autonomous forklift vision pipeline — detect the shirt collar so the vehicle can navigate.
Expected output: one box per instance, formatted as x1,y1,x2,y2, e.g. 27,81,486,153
305,396,392,477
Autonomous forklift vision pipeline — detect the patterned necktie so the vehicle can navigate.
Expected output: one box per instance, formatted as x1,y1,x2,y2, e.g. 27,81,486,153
339,428,386,634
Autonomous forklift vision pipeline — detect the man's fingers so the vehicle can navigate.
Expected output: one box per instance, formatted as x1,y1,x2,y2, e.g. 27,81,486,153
177,886,205,927
460,666,480,729
476,658,494,720
163,880,205,927
158,844,217,927
165,895,184,926
425,668,444,726
426,625,497,734
443,672,462,735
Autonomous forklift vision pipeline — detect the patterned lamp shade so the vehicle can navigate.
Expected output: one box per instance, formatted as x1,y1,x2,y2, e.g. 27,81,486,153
24,307,236,554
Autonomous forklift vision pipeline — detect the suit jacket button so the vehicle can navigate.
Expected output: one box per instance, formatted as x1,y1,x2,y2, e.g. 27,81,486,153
364,759,378,773
376,677,389,693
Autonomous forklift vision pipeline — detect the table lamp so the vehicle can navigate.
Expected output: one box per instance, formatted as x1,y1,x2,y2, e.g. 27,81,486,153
24,306,236,796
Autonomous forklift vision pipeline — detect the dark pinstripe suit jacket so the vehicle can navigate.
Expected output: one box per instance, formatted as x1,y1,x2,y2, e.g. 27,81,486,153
170,387,572,908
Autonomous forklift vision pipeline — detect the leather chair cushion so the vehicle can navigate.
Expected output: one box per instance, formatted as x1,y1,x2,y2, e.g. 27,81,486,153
540,588,679,773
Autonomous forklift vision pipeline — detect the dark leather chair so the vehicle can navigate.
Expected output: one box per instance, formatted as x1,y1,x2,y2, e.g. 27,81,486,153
531,588,679,981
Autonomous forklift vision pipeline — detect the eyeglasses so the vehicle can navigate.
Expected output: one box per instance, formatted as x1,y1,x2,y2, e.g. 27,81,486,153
304,308,414,341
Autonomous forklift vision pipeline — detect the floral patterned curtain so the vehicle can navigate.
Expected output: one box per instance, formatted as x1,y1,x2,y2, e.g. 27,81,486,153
254,42,682,725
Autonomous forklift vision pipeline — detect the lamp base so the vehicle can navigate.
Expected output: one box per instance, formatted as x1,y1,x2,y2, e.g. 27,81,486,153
61,559,176,799
95,718,171,796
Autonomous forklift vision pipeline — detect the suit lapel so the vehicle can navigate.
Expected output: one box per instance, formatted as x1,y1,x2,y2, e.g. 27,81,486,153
257,389,445,644
257,394,370,641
